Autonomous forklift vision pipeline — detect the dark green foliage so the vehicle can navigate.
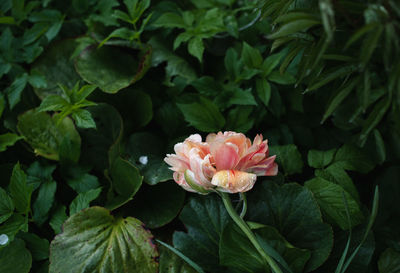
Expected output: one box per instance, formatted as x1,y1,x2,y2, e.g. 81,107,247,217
0,0,399,272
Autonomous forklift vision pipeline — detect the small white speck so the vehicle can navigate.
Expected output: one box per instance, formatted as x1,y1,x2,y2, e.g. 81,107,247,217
139,156,148,165
0,234,9,245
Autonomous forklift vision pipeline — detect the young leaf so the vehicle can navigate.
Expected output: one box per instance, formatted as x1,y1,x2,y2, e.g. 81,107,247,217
242,42,263,68
307,149,336,168
177,97,225,132
0,133,23,152
71,109,96,129
9,163,33,215
36,95,69,112
188,37,204,62
69,188,102,215
0,187,14,223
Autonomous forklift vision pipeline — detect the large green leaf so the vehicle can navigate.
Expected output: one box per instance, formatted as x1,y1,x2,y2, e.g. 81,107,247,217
129,183,185,229
307,149,336,169
378,248,400,273
31,39,81,99
173,194,230,272
17,111,81,161
49,206,159,273
305,177,363,229
75,45,151,93
333,144,375,173
220,223,311,273
247,182,333,272
0,238,32,273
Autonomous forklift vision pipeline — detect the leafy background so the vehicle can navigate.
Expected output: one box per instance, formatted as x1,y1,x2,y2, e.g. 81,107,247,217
0,0,400,272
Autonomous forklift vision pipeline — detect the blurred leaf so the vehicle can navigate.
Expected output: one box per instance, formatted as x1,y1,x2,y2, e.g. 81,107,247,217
374,129,386,164
262,53,284,76
268,71,296,85
49,207,159,273
49,205,67,234
269,144,303,175
0,187,14,224
33,180,56,225
256,78,272,107
130,183,185,229
0,133,23,152
225,106,254,133
306,65,356,92
18,233,49,261
188,37,204,62
9,163,33,215
69,188,102,215
153,12,185,28
333,144,375,173
305,177,363,230
6,73,28,109
378,248,400,273
159,244,197,273
225,48,241,80
0,239,31,273
177,97,225,132
308,149,336,168
0,214,27,242
242,42,263,68
268,19,321,39
106,157,143,210
37,95,69,112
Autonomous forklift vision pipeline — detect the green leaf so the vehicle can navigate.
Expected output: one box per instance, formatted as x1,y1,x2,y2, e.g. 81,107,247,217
268,19,320,39
191,76,221,96
177,97,225,132
9,163,33,214
6,73,28,109
227,87,257,106
32,180,56,225
0,214,27,241
31,39,81,99
224,48,241,80
75,45,147,93
267,71,296,85
225,106,254,133
69,188,102,215
0,133,23,152
153,12,185,28
188,37,204,62
0,16,15,24
159,244,198,273
269,144,303,175
262,53,284,76
333,144,375,173
173,195,230,271
256,78,272,107
106,157,143,210
49,206,159,273
0,187,14,223
374,129,386,164
321,78,359,123
18,111,81,161
37,95,69,112
130,183,185,229
219,223,268,272
360,25,383,67
0,239,32,273
248,182,333,272
99,27,137,48
28,70,47,89
18,233,49,261
71,109,96,129
378,248,400,273
242,42,263,68
307,149,336,168
306,65,356,92
66,168,100,193
315,163,360,204
49,205,67,234
305,177,363,230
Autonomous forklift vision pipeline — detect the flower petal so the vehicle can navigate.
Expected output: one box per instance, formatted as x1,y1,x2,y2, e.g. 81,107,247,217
211,170,257,193
212,142,240,170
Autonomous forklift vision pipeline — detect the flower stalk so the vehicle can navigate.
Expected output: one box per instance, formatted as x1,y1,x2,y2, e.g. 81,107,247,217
219,192,283,273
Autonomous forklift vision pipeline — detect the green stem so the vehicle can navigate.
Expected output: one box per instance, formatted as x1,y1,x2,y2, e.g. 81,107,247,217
219,192,283,273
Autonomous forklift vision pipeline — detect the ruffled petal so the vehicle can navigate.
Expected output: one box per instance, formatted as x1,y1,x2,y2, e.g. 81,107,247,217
211,170,257,193
212,142,240,170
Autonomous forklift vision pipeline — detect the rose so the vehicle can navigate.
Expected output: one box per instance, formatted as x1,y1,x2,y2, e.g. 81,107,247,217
164,131,278,193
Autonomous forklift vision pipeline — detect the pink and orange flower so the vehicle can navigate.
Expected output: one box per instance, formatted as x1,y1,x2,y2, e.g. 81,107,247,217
164,131,278,193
